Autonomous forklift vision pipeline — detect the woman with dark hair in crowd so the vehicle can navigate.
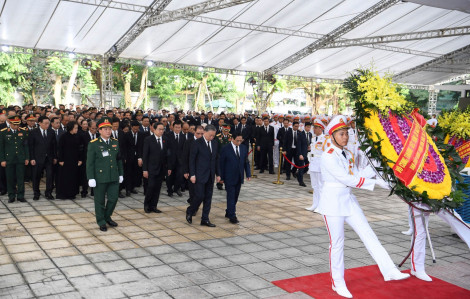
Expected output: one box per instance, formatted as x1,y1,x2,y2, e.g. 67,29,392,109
56,121,83,199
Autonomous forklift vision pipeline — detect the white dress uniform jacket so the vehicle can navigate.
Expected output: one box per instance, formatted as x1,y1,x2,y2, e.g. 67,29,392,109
306,133,326,211
316,144,376,216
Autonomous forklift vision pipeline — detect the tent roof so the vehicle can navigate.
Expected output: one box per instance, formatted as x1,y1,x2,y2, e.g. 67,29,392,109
0,0,469,84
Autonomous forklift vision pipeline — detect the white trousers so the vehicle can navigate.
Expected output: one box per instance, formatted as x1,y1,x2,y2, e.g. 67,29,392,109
307,171,322,211
323,202,396,288
411,204,470,273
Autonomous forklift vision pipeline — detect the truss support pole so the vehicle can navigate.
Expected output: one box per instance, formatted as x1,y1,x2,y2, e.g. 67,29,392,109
101,59,114,108
428,89,438,115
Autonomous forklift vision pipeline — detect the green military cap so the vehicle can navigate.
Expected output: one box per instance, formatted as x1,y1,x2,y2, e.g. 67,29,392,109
222,123,231,130
8,115,21,125
97,117,112,129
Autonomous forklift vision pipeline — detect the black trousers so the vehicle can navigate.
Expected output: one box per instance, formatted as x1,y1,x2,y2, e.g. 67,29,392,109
144,172,164,209
260,146,273,172
254,145,260,167
80,162,88,195
226,181,241,218
167,161,182,193
0,165,7,193
187,179,214,222
284,148,304,183
32,159,53,196
125,157,140,192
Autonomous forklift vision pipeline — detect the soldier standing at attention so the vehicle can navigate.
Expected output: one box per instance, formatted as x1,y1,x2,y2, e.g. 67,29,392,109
87,118,124,232
0,115,29,203
215,124,232,190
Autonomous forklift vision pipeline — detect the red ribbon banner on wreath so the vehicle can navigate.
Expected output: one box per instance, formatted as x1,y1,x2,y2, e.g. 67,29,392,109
282,153,310,169
456,140,470,160
392,116,429,186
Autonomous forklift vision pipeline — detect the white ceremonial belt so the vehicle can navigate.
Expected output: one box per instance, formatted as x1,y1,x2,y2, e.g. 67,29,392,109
323,182,348,188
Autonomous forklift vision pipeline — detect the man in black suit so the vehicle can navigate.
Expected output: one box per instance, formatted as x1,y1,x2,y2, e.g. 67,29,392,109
142,122,172,213
79,120,99,198
252,117,262,169
186,124,220,227
29,116,57,200
283,121,308,186
257,117,275,174
50,116,64,193
124,121,145,196
166,120,186,197
231,117,241,136
111,117,127,198
239,117,252,148
277,119,291,174
183,126,204,206
139,116,151,134
218,133,251,224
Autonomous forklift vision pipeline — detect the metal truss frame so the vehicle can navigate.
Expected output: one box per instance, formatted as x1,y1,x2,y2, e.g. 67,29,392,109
393,44,470,81
61,0,147,13
324,26,470,48
428,89,438,115
264,0,400,74
188,16,463,58
105,0,172,57
145,0,255,27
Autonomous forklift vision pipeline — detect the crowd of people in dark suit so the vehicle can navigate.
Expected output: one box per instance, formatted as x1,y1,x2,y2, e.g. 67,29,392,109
0,103,312,225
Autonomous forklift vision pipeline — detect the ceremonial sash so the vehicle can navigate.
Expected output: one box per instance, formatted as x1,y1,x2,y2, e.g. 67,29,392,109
456,140,470,160
392,117,428,186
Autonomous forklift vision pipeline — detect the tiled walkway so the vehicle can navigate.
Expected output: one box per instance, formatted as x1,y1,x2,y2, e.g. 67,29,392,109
0,171,469,298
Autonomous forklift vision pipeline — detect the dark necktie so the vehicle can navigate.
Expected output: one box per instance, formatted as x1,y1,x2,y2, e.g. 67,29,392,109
106,140,109,145
242,125,245,132
207,141,211,153
294,131,297,145
236,146,240,159
315,136,318,142
176,134,179,144
157,138,161,149
134,133,137,145
342,150,347,159
42,130,46,139
265,126,268,133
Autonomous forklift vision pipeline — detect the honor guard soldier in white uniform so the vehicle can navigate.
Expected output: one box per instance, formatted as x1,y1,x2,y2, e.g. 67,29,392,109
317,115,409,298
306,119,326,211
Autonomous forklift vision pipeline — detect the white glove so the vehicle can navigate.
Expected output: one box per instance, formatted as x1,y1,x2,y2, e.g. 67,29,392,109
376,178,390,190
119,176,124,183
88,179,96,188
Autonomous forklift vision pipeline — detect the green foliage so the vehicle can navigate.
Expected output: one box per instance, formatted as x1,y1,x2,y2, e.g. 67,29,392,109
0,53,31,104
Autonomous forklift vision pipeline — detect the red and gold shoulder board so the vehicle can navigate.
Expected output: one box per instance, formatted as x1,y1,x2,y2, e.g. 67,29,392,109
327,148,334,154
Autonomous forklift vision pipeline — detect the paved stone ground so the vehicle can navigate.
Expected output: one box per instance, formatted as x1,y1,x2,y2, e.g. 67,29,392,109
0,170,469,298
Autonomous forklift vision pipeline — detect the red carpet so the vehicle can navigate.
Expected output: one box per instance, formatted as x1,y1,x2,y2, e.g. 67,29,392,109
272,265,470,299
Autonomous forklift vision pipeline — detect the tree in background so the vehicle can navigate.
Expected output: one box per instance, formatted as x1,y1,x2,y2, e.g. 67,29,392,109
248,76,287,113
0,53,30,105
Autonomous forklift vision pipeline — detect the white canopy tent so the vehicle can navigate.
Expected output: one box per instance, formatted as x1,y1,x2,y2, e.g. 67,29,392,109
0,0,469,91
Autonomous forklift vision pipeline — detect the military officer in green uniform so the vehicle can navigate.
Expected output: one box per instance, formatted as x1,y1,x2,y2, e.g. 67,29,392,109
216,124,232,190
87,117,124,232
0,115,29,202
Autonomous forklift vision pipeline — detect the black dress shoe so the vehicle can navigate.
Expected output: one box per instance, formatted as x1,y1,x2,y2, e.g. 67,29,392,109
99,225,107,232
269,171,275,174
33,195,40,201
186,213,192,224
181,188,186,192
187,198,191,204
81,194,87,198
8,198,15,203
259,170,264,173
0,191,7,195
225,213,229,218
144,207,152,213
118,192,125,198
126,191,131,196
46,194,55,200
17,198,27,202
131,189,138,194
168,192,173,197
217,185,223,190
299,182,306,187
200,220,216,227
176,190,182,197
229,217,239,224
286,176,291,180
106,220,118,227
151,208,162,213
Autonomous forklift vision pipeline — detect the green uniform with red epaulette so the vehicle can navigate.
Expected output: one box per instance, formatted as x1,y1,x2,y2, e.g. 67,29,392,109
0,125,29,202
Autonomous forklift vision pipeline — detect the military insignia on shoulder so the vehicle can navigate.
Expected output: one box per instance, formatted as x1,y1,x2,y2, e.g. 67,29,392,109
90,138,98,143
327,148,334,154
111,138,118,141
18,133,23,136
0,128,7,132
216,133,221,137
